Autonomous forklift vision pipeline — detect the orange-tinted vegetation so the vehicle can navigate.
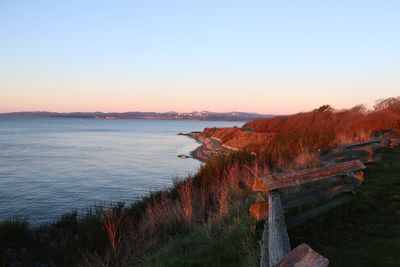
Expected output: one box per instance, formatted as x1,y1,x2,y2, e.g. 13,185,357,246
203,99,400,165
245,105,399,138
203,127,275,151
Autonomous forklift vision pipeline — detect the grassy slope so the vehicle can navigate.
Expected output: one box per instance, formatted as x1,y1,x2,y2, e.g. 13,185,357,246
145,147,400,267
289,146,400,267
209,105,400,152
143,199,261,267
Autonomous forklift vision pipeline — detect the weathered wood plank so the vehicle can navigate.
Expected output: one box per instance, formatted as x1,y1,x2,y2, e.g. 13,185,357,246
381,139,390,148
343,138,381,149
268,191,291,266
281,178,361,211
250,202,269,221
260,221,269,267
350,171,364,183
323,143,381,164
254,160,365,192
355,142,381,153
275,243,329,267
389,138,399,148
320,139,382,162
286,194,353,229
382,130,399,141
252,174,362,221
326,151,374,164
380,133,398,148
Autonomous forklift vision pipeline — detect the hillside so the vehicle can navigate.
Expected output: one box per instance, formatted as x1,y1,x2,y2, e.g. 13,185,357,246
200,99,400,154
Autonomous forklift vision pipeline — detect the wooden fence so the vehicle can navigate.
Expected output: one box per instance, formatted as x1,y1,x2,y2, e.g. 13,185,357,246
250,135,399,267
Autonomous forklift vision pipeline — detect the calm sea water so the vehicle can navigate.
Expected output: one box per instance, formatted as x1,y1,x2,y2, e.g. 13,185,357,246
0,117,243,225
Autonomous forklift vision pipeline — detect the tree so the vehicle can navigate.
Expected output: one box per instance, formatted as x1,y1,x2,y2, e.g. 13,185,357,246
314,105,333,113
374,97,400,111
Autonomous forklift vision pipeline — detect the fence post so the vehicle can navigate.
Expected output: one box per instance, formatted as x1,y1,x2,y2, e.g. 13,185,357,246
260,221,269,267
268,191,291,266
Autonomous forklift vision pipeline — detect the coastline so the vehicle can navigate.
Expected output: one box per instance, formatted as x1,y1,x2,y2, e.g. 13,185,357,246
179,132,232,162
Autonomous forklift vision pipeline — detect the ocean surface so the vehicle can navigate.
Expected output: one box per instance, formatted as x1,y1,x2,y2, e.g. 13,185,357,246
0,117,243,225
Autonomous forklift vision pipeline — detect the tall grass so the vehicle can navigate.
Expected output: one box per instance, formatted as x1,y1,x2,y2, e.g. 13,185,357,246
177,179,193,224
241,99,400,152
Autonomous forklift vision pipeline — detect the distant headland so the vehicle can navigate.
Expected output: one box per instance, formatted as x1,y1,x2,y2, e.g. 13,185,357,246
0,111,274,122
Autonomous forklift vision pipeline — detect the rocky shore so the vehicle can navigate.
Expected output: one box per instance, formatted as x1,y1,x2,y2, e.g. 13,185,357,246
178,132,232,162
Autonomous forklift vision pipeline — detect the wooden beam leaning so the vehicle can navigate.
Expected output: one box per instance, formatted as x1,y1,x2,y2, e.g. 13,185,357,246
268,191,291,266
348,142,382,152
286,194,353,229
253,160,365,192
329,143,382,164
389,138,399,148
275,243,329,267
343,138,381,149
323,150,370,164
250,175,362,222
381,139,390,148
281,174,362,211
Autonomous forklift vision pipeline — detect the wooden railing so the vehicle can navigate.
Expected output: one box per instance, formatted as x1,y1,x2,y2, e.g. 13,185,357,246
250,136,399,267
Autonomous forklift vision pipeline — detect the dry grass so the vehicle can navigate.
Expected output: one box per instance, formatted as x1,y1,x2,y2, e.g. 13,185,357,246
141,192,182,237
293,147,320,169
217,181,230,219
204,127,275,151
333,129,374,146
233,100,400,154
103,210,122,253
177,179,193,224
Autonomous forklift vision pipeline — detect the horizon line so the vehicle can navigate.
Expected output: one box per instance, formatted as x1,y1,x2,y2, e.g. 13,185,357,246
0,110,276,115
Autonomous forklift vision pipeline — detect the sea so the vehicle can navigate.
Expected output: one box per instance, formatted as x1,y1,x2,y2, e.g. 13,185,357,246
0,117,243,225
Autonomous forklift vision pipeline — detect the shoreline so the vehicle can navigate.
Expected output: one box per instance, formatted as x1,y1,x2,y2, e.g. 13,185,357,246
179,132,232,162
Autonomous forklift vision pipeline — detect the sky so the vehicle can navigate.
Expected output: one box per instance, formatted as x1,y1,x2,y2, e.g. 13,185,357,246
0,1,399,114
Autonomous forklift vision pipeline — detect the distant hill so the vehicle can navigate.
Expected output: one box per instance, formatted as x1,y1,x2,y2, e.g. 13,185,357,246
0,111,274,122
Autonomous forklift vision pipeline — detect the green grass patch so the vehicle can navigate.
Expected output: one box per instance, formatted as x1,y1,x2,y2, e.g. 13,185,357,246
143,200,260,267
289,147,400,267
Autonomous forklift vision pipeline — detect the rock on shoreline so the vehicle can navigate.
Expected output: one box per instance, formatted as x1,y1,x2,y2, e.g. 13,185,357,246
178,132,232,162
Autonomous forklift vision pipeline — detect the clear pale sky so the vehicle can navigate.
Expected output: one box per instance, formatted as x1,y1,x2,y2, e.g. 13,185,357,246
1,1,399,114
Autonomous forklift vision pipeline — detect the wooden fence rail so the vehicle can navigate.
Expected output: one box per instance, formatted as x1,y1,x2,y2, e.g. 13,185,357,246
250,136,398,267
275,243,329,267
253,160,365,192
